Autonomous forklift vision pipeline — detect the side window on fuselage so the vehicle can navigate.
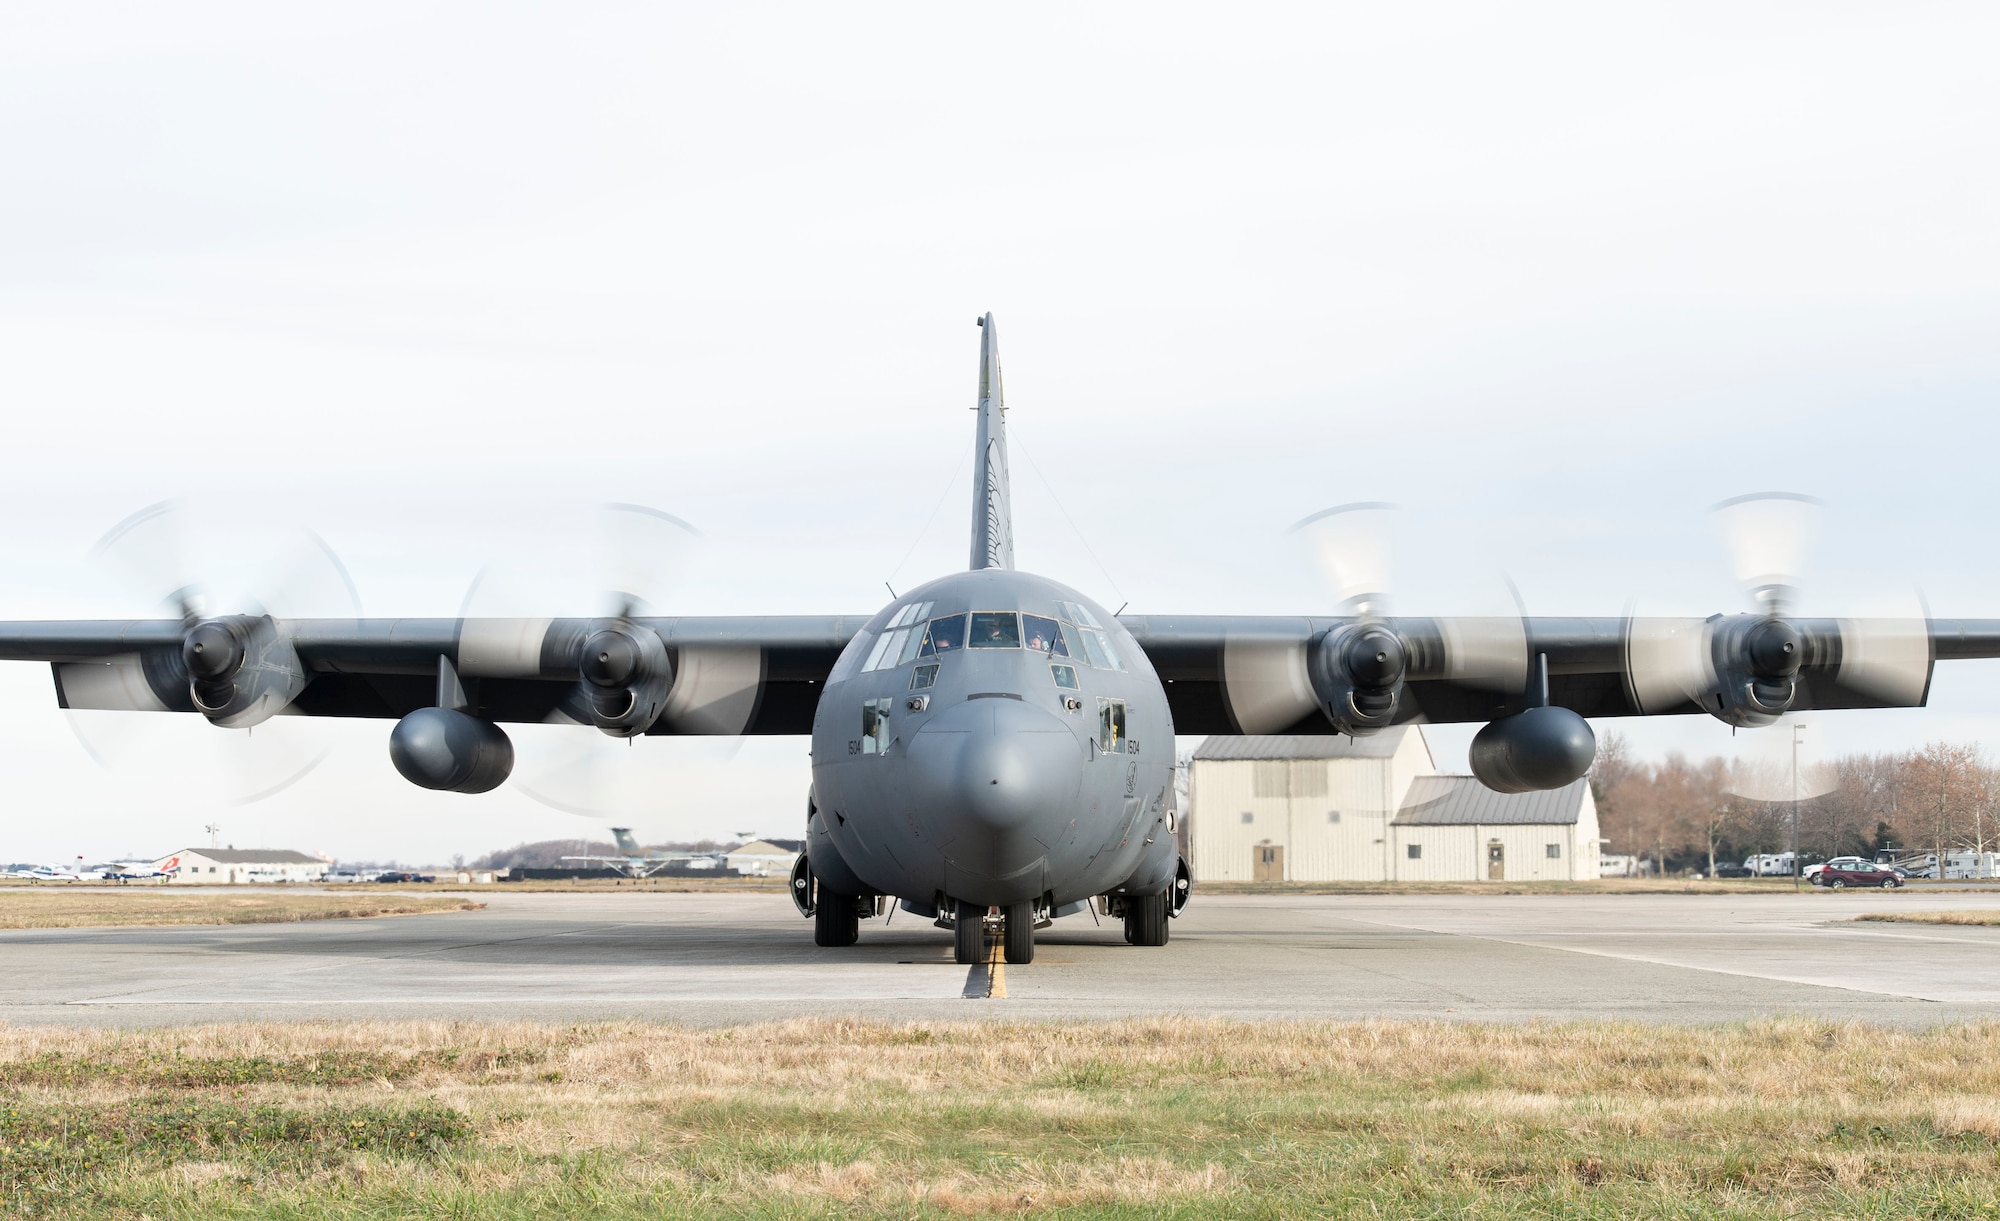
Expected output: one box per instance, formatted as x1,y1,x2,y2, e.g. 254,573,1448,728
911,664,939,690
1050,664,1079,690
1097,697,1126,754
860,698,892,754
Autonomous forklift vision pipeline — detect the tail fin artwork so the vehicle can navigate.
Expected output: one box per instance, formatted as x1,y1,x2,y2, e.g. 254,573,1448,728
969,313,1014,570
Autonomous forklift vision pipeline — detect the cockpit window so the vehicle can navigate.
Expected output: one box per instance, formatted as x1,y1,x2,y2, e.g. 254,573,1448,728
1022,614,1061,653
1051,663,1079,690
1062,601,1104,630
968,612,1021,648
884,600,933,630
1054,610,1125,673
911,664,939,690
926,614,966,653
861,622,931,672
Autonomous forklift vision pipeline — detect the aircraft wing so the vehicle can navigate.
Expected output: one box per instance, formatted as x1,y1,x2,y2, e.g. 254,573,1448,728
7,613,2000,737
0,616,865,735
1121,615,2000,735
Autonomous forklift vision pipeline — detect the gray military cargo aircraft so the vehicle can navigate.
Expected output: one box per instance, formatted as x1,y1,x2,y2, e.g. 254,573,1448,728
5,314,2000,966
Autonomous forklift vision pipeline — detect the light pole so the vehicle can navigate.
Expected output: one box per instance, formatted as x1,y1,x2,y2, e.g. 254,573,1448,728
1791,722,1807,891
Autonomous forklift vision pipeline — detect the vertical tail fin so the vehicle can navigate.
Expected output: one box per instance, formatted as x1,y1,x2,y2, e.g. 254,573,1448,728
611,827,640,855
969,313,1014,570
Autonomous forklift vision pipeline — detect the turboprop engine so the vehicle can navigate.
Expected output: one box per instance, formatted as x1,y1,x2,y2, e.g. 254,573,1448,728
1308,622,1406,734
570,620,674,737
180,615,309,729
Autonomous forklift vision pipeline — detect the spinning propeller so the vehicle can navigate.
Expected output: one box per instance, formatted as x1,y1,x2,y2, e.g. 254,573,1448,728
67,501,360,805
461,503,736,820
1627,492,1930,729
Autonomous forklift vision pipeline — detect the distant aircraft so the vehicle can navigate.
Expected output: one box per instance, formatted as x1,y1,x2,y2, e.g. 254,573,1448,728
25,865,86,883
560,828,725,878
2,315,1994,966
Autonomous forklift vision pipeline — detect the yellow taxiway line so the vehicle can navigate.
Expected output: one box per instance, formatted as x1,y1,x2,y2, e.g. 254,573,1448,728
986,938,1006,998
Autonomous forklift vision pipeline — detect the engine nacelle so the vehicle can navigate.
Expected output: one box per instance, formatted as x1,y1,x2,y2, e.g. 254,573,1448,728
572,622,673,737
1708,614,1803,728
180,615,308,729
388,707,515,793
1469,705,1597,793
1309,623,1406,734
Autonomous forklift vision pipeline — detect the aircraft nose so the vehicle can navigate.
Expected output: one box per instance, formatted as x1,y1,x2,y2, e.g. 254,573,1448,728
904,697,1084,889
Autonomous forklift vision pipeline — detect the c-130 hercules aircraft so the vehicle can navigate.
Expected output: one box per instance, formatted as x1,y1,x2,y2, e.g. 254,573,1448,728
6,314,2000,966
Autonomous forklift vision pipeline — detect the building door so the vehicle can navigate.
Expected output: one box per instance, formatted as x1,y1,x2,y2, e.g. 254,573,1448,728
1253,843,1284,882
1486,840,1505,881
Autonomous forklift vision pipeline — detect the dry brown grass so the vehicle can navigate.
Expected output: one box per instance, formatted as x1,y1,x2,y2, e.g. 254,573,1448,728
7,1017,2000,1217
0,888,480,929
1852,909,2000,926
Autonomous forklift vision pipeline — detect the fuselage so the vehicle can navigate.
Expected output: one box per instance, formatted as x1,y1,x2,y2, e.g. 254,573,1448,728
808,568,1177,910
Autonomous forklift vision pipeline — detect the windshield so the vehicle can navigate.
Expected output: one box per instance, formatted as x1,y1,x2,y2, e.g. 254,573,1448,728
968,611,1021,648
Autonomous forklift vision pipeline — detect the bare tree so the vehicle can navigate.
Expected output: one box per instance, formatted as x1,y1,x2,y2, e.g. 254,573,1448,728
1897,742,1984,865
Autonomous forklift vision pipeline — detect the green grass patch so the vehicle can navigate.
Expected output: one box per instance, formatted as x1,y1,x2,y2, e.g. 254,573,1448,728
5,1017,2000,1218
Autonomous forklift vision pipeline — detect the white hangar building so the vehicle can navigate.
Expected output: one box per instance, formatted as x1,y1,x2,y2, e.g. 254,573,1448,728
1187,730,1600,882
155,848,328,885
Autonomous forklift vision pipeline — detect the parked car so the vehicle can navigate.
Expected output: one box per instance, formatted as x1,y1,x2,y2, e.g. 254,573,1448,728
1804,856,1875,882
1712,863,1754,879
321,871,366,883
1815,861,1903,889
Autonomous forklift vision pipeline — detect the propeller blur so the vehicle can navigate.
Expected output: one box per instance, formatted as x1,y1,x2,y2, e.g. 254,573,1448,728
6,314,2000,965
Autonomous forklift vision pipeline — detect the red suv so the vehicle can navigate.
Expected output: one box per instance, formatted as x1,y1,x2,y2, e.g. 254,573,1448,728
1815,861,1902,890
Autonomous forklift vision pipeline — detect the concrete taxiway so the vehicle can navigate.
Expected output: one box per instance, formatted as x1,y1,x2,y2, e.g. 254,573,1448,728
5,888,2000,1027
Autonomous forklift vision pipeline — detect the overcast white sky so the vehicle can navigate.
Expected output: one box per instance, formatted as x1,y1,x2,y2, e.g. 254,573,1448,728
2,2,1998,864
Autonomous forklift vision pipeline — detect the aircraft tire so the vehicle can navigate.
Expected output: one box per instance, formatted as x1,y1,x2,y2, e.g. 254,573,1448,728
1002,901,1035,964
954,899,987,965
815,889,860,947
1124,890,1169,947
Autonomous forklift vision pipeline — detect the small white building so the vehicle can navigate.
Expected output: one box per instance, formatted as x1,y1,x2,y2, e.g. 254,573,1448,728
155,848,328,885
724,840,802,877
1188,730,1602,882
1189,729,1436,882
1392,776,1600,882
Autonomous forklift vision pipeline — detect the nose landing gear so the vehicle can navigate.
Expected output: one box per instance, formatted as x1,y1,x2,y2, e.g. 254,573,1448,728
1002,901,1035,965
950,900,1039,965
954,899,986,965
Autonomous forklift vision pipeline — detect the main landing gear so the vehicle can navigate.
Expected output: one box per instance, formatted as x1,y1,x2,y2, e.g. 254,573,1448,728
1122,888,1169,947
815,888,860,947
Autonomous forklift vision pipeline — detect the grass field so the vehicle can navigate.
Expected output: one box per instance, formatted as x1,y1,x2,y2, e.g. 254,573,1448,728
5,1017,1999,1218
1853,910,2000,927
0,890,481,929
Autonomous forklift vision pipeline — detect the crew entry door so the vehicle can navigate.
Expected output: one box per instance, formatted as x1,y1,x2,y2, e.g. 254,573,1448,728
1487,840,1505,881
